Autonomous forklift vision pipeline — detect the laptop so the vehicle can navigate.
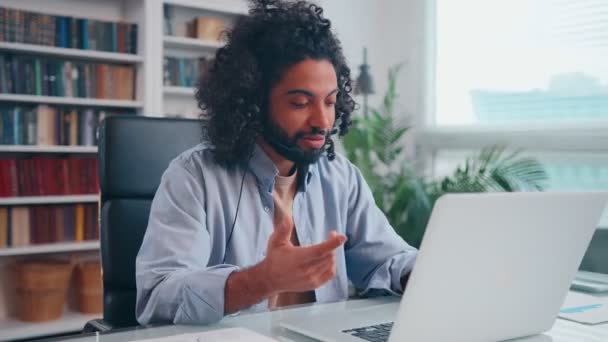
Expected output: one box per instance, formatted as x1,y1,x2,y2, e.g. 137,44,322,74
280,192,608,342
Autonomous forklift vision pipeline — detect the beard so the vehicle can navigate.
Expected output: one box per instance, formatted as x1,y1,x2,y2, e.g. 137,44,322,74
261,119,329,165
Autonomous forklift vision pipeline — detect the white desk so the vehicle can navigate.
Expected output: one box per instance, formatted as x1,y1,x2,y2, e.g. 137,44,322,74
56,296,608,342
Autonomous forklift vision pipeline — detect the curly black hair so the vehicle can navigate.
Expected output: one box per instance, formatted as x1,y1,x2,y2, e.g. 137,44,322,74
196,0,356,167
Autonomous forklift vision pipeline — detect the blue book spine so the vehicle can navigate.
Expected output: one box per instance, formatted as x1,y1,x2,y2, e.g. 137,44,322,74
80,19,89,50
13,107,21,145
111,23,117,52
179,59,186,87
0,106,8,145
6,109,13,144
57,17,66,48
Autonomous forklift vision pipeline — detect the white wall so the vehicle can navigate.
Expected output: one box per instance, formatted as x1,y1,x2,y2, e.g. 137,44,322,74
318,0,428,126
318,0,429,161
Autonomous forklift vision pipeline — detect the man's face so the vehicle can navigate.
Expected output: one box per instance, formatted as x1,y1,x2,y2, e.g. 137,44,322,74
263,58,338,164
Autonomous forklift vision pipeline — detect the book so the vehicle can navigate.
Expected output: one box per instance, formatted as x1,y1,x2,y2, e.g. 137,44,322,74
1,52,137,100
193,16,225,42
0,207,7,247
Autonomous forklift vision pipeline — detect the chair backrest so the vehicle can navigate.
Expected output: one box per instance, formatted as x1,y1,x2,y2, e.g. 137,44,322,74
98,116,201,327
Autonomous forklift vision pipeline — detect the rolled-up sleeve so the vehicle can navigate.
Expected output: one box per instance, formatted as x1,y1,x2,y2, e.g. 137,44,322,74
135,158,238,325
344,164,418,296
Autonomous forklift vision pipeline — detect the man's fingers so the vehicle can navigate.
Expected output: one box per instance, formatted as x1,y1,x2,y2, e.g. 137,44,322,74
300,233,346,257
268,216,293,246
307,257,337,286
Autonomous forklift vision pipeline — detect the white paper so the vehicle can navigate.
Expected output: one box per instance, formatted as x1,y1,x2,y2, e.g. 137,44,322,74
558,291,608,325
129,327,278,342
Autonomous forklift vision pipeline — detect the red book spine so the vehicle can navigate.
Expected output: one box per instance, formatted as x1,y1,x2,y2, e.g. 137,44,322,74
0,160,6,197
60,158,72,195
8,159,18,196
94,159,99,194
68,157,79,194
17,159,27,196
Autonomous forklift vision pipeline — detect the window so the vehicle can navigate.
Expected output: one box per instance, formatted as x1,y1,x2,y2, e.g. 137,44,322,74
422,0,608,228
434,0,608,126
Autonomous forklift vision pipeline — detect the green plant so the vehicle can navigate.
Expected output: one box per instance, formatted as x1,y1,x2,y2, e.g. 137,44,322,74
342,65,548,248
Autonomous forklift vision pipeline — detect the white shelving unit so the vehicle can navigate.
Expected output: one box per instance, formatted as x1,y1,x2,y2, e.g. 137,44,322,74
0,0,247,339
0,0,153,339
161,0,246,117
163,35,224,50
163,0,248,15
0,42,143,63
0,310,100,342
164,86,197,96
0,195,98,206
0,241,99,257
0,145,98,154
0,94,143,108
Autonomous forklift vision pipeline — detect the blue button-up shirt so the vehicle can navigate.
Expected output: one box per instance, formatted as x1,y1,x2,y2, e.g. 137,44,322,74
135,143,418,325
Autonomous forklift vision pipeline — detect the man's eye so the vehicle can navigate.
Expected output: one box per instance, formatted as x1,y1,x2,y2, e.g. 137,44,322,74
291,102,308,108
326,102,336,107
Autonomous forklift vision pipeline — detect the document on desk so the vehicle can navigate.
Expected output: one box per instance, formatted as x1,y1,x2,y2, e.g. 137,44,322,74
129,327,278,342
558,291,608,325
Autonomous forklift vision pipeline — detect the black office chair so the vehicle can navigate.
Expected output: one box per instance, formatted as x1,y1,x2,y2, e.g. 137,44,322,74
86,116,201,331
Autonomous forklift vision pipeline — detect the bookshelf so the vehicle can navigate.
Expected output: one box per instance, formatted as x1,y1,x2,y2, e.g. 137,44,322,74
163,35,224,50
0,310,99,342
0,0,151,340
0,41,144,63
0,145,97,153
0,94,143,108
163,86,197,96
161,0,246,118
163,0,248,15
0,0,248,339
0,240,99,257
0,195,98,206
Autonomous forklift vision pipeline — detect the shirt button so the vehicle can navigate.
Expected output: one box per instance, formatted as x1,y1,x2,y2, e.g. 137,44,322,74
264,206,270,212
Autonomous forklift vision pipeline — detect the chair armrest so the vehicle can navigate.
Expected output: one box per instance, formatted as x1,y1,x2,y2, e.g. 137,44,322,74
83,319,114,333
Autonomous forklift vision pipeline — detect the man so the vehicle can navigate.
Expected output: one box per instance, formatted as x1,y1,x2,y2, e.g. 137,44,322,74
136,0,417,325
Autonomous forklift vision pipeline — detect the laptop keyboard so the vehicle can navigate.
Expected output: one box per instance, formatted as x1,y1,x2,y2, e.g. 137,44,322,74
342,322,394,342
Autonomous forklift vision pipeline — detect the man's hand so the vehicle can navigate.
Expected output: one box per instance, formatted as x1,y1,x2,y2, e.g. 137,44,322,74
260,216,347,294
224,217,347,314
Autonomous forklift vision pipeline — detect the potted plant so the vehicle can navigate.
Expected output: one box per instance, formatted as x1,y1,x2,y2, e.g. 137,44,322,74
342,65,548,248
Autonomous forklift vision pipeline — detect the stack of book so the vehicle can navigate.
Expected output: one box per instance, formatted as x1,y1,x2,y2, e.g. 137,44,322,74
163,56,210,87
0,157,98,197
0,104,133,146
0,6,137,54
0,53,136,100
0,203,99,247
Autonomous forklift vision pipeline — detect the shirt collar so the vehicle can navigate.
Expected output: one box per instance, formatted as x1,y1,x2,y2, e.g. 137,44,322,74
248,144,315,193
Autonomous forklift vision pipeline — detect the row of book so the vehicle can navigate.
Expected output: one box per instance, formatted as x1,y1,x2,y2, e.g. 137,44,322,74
0,204,99,248
0,104,133,146
163,56,210,88
0,6,137,54
0,157,98,197
0,53,136,100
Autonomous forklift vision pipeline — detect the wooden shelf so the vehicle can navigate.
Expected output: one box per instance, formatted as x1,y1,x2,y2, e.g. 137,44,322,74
0,241,99,257
0,42,143,63
163,35,224,50
0,195,98,206
0,94,143,108
164,86,197,96
0,310,100,341
0,145,97,154
163,0,248,15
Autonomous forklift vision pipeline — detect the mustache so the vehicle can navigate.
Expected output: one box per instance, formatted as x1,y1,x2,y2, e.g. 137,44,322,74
293,127,336,140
